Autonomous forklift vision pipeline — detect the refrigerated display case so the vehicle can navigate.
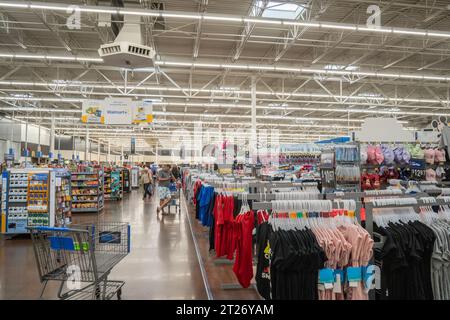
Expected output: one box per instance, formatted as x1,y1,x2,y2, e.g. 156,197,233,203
123,168,130,193
131,166,140,189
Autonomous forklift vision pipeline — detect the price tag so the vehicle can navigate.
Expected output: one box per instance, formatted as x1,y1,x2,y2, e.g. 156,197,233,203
333,269,344,293
319,268,334,289
347,266,362,287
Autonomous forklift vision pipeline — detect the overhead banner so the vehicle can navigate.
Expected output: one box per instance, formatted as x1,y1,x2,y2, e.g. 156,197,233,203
81,99,153,125
132,100,153,124
81,100,105,124
104,98,132,125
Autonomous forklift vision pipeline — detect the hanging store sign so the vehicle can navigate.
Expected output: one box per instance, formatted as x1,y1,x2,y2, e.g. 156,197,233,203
104,98,133,125
81,99,105,124
81,99,153,125
132,100,153,124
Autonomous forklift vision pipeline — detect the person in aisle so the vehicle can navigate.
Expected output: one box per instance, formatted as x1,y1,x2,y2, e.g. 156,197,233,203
171,164,181,180
140,167,153,200
156,164,174,214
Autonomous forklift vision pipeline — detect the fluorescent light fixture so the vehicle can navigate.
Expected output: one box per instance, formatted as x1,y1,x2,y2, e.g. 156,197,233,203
163,13,201,19
393,29,427,36
0,52,103,62
0,96,82,102
78,8,117,14
1,1,448,41
0,2,27,8
356,26,393,33
321,23,356,31
29,4,67,11
202,15,242,22
156,60,449,82
15,54,46,59
119,9,159,17
243,18,281,25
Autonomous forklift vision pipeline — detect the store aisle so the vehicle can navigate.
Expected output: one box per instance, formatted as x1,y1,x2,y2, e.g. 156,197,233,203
0,190,208,300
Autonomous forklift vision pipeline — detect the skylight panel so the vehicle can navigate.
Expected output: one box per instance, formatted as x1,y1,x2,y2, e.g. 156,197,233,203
258,1,305,20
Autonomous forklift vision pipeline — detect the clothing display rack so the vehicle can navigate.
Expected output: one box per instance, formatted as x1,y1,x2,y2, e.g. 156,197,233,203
252,199,362,222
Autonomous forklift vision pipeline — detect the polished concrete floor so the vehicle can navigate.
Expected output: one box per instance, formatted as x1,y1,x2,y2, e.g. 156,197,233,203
186,200,261,300
0,190,208,300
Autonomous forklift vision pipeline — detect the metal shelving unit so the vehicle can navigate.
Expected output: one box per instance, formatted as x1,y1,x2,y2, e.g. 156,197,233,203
70,170,104,214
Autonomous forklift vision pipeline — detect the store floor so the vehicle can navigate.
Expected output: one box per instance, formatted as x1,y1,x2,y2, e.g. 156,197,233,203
0,190,208,300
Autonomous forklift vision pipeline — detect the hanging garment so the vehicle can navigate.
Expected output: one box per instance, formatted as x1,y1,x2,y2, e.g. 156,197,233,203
375,220,436,300
255,211,272,299
269,228,327,300
233,210,255,288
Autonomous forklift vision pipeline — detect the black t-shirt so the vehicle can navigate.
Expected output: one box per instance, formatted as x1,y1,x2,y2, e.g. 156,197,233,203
375,220,435,300
269,228,326,300
255,222,272,300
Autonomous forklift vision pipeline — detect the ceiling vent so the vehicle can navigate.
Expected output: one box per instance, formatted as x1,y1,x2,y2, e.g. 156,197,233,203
98,14,156,68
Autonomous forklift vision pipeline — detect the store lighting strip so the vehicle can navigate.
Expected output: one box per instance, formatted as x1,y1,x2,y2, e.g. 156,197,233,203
0,107,388,124
1,1,450,40
154,61,450,82
0,80,447,105
1,96,448,118
0,53,102,63
0,52,448,81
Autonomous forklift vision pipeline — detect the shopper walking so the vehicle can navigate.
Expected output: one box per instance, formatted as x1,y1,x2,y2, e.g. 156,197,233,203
171,164,181,180
156,164,174,214
140,167,153,200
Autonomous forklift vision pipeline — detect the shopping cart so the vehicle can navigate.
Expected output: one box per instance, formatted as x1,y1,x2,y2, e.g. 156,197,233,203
164,182,181,214
28,222,130,300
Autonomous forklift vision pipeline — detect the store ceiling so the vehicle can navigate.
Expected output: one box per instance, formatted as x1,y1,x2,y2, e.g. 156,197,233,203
0,0,450,149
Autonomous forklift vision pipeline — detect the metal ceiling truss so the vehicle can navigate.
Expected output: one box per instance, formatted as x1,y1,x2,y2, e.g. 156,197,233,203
1,0,450,146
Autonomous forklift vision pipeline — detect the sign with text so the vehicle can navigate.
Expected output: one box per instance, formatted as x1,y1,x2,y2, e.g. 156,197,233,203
81,99,153,125
104,98,132,125
132,100,153,124
81,99,105,124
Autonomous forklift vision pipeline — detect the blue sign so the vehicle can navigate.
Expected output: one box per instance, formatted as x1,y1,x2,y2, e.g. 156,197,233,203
316,137,351,144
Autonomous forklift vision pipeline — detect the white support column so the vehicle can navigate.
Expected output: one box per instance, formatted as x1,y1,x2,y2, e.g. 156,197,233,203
7,120,13,156
121,145,124,165
24,120,28,165
37,124,41,163
97,141,100,162
250,76,257,164
85,128,89,162
50,115,55,159
107,141,111,163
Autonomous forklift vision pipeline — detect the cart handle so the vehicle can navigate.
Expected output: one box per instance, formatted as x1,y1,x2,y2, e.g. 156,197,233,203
33,226,71,232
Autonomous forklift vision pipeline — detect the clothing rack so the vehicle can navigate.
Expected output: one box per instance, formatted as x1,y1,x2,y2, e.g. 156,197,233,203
252,200,363,223
325,190,428,200
237,192,322,201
